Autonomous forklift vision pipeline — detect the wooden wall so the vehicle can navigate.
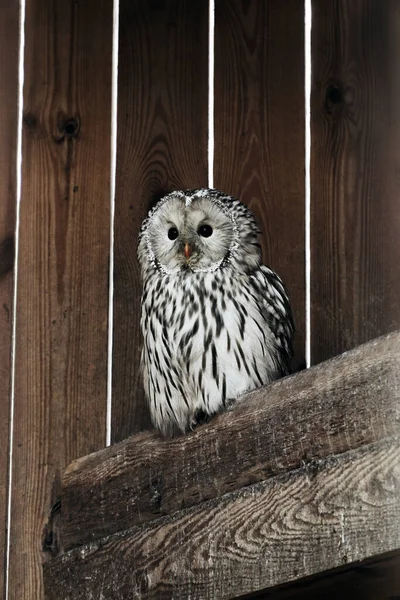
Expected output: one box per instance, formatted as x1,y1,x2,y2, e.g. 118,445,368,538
311,0,400,362
0,1,19,596
1,0,400,598
4,0,113,598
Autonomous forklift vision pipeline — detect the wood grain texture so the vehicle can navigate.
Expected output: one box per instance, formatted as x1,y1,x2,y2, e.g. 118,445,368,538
112,0,209,442
8,0,113,597
238,550,400,599
311,0,400,364
214,0,305,369
0,0,19,595
60,330,400,550
44,437,400,599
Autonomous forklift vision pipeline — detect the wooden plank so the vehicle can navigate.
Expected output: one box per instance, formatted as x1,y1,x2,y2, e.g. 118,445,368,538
44,437,400,599
238,550,400,599
8,0,113,598
60,330,400,550
311,0,400,364
214,0,306,370
112,0,209,442
0,0,19,595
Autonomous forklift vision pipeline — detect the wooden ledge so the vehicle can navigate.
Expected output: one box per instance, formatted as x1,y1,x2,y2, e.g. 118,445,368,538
60,330,400,551
44,436,400,599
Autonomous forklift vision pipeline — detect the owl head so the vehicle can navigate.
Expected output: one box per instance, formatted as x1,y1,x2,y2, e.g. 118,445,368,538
138,189,261,276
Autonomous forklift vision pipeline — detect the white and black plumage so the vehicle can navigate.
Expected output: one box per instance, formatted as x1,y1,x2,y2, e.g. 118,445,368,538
138,188,294,436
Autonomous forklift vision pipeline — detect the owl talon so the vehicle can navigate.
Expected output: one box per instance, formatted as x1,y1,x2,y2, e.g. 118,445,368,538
225,397,237,411
190,409,211,430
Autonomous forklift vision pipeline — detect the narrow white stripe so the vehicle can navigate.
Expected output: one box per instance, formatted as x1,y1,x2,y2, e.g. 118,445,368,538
106,0,120,447
304,0,312,368
208,0,215,188
5,0,26,597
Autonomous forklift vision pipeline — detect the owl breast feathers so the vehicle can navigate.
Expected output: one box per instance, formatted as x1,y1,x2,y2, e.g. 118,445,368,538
138,188,294,437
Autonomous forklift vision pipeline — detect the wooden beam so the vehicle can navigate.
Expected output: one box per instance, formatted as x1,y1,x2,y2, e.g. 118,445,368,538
237,549,400,599
60,330,400,550
44,436,400,599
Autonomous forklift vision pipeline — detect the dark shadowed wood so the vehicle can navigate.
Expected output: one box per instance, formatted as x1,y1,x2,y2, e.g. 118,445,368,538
0,0,19,595
60,330,400,550
238,550,400,599
112,0,209,442
311,0,400,364
214,0,305,369
44,437,400,599
8,0,112,597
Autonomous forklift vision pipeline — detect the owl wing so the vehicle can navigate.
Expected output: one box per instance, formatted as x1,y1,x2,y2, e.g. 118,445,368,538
250,265,295,376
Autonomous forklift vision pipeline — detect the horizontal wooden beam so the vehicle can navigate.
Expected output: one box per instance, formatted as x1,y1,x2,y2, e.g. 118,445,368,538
237,549,400,600
60,330,400,550
44,436,400,599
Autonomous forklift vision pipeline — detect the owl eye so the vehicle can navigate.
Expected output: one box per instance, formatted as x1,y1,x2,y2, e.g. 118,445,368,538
198,224,213,238
168,227,179,240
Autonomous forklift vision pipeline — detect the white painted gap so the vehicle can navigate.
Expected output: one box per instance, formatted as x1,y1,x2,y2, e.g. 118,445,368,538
304,0,312,368
106,0,120,447
5,0,26,597
208,0,215,188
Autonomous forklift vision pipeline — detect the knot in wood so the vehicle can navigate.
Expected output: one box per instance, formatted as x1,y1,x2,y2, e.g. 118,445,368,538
326,85,343,105
55,112,80,143
63,117,80,137
23,112,38,130
324,83,347,117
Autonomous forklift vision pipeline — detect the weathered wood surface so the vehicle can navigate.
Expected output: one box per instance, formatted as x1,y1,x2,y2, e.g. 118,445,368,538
112,0,209,442
8,0,113,597
311,0,400,364
44,437,400,599
239,550,400,599
61,330,400,550
214,0,305,369
0,0,19,595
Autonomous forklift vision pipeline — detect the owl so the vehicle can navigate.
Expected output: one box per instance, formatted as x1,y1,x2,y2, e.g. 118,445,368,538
138,189,294,437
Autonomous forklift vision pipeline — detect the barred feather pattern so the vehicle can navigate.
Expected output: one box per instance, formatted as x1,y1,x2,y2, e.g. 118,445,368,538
138,189,294,436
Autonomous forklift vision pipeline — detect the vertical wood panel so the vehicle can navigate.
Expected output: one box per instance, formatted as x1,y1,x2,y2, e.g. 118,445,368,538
214,0,306,370
8,0,113,597
112,0,209,442
0,0,19,595
311,0,400,363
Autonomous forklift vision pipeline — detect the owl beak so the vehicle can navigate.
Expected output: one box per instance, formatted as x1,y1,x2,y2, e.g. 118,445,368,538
184,242,192,260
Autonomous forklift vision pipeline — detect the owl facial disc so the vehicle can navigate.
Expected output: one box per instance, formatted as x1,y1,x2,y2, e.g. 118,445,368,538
143,189,240,275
